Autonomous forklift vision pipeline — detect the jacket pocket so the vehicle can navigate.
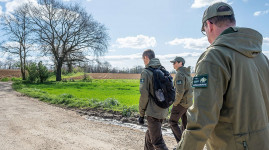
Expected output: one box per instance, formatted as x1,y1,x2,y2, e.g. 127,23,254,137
234,125,269,150
234,133,248,150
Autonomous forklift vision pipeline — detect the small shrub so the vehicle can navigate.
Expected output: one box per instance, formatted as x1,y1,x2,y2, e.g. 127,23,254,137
38,61,49,83
121,105,138,117
82,73,92,82
27,63,38,82
27,61,50,83
59,93,74,99
122,106,132,117
89,99,103,108
103,98,120,108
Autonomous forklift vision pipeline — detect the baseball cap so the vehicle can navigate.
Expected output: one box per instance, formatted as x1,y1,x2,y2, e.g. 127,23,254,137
201,2,234,31
170,57,185,64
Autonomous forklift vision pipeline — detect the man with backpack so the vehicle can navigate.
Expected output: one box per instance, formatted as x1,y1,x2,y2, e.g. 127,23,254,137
169,57,193,143
138,49,170,150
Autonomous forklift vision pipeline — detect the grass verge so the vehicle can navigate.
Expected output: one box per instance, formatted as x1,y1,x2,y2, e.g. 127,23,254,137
12,80,140,117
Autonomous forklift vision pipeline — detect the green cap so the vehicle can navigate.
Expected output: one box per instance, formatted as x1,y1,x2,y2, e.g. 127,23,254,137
201,2,234,31
170,56,185,64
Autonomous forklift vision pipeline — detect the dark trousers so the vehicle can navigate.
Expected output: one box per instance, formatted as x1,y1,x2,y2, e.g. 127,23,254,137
169,104,188,143
144,116,168,150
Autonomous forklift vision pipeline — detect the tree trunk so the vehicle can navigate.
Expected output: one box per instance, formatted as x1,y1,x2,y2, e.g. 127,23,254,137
67,62,73,73
56,60,62,81
20,55,26,80
22,57,26,80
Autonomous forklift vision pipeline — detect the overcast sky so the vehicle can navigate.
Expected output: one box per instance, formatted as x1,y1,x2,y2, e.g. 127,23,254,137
0,0,269,71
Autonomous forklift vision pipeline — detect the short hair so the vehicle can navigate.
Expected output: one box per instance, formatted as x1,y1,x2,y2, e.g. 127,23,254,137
204,6,236,28
142,49,155,60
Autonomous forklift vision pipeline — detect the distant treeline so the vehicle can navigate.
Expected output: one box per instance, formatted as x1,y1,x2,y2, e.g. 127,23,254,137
68,60,144,74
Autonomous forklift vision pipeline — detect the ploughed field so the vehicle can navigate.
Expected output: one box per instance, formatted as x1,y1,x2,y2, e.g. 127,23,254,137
0,69,22,79
0,69,142,79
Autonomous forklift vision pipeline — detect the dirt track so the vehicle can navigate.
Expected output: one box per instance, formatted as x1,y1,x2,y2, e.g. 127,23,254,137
0,82,177,150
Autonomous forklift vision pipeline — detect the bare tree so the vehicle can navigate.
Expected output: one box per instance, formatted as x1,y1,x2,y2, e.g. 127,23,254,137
28,0,109,81
0,4,33,80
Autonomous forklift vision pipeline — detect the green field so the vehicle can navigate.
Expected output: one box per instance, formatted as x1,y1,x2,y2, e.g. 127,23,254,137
13,79,140,115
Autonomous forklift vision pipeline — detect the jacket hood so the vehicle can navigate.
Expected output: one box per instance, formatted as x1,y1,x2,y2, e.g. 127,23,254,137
146,58,161,68
211,27,263,58
178,66,191,76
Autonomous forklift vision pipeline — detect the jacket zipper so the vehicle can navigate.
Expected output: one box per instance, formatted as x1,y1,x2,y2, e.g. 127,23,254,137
243,141,248,150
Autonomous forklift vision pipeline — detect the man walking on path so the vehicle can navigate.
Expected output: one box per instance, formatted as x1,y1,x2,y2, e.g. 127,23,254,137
169,57,193,143
139,49,169,150
177,2,269,150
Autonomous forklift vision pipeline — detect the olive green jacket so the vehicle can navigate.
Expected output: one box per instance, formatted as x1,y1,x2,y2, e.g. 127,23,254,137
139,58,169,119
173,66,193,108
177,27,269,150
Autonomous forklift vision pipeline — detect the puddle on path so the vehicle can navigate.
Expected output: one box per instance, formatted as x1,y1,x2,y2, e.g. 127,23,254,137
85,116,173,136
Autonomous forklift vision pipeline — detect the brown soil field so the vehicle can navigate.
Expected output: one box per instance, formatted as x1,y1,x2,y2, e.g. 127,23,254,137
71,73,142,80
0,69,21,79
74,73,195,80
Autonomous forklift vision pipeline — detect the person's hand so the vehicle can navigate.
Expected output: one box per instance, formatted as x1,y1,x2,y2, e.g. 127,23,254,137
138,116,144,124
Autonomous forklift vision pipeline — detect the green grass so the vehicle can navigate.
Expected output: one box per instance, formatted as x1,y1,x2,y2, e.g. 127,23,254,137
1,77,21,82
12,79,140,116
1,77,9,82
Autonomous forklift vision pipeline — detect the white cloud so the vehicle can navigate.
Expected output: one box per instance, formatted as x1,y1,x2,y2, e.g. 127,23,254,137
191,0,228,8
108,49,116,52
254,9,269,16
166,37,209,51
254,11,262,16
114,35,156,49
264,37,269,45
5,0,38,13
0,0,10,2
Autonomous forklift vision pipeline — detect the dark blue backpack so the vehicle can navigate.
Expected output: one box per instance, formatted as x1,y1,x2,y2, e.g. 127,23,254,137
146,66,175,109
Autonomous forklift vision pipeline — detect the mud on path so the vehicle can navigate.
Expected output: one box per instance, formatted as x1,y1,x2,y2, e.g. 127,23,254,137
0,82,177,150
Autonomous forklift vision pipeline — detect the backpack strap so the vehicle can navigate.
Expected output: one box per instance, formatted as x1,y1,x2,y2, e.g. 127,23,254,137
145,67,155,72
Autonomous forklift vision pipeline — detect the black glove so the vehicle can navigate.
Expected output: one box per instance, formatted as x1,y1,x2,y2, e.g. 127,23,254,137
138,116,144,124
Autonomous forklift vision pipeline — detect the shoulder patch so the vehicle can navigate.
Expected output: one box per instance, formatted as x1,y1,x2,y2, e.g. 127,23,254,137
140,78,145,84
176,80,182,85
192,74,208,88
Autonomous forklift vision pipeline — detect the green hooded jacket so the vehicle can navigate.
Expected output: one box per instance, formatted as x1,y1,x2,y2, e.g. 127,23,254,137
139,58,169,119
177,27,269,150
173,66,193,108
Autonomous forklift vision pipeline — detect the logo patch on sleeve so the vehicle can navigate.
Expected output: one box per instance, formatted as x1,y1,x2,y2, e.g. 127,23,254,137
176,80,182,85
140,78,145,84
192,74,208,88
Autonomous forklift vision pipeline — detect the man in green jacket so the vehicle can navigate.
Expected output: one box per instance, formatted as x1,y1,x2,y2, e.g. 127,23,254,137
139,49,169,150
169,57,193,143
177,2,269,150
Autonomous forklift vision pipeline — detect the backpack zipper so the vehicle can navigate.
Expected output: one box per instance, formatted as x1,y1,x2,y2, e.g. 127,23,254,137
243,141,248,150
